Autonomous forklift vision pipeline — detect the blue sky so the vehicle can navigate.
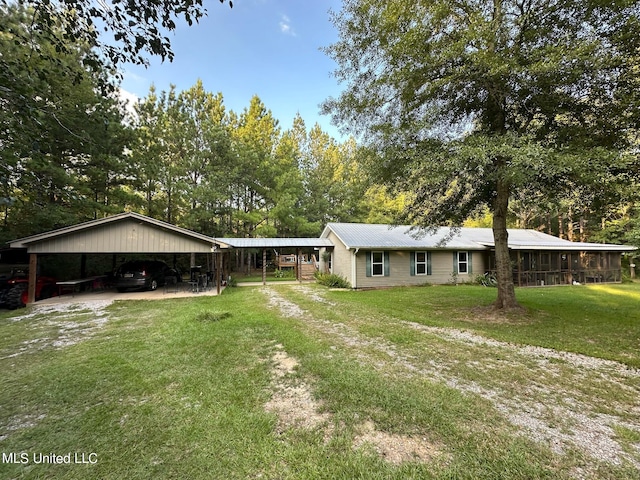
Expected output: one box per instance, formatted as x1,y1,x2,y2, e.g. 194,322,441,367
119,0,345,140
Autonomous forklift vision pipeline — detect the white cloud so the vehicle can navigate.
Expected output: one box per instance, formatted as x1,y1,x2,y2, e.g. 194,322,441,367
279,14,296,36
117,88,140,123
122,70,147,84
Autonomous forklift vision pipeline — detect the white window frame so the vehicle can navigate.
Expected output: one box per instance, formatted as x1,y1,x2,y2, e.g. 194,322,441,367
457,251,469,274
415,251,428,275
371,251,385,276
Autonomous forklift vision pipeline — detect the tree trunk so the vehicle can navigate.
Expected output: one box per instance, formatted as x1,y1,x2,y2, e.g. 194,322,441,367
558,213,564,239
492,172,520,310
567,206,574,242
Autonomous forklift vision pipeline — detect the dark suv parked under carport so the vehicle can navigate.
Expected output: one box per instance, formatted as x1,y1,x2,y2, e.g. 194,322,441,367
115,260,175,292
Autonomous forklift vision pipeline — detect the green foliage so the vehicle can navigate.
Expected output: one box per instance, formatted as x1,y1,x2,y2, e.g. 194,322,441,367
127,85,370,239
314,271,352,288
475,273,498,287
1,22,369,244
12,1,231,73
324,0,640,308
273,269,295,279
0,4,132,242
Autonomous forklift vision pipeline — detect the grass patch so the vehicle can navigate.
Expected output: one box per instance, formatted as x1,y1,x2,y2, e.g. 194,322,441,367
194,310,232,322
321,284,640,368
234,272,296,283
1,284,639,478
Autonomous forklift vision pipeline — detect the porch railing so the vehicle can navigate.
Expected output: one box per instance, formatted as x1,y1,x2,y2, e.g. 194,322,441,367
512,269,622,287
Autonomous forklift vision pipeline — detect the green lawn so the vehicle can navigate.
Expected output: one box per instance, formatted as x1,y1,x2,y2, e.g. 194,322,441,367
327,283,640,368
1,284,639,479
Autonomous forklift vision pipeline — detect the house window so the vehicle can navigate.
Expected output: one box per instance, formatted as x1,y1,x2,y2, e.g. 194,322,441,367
457,251,469,274
371,251,384,276
416,251,428,275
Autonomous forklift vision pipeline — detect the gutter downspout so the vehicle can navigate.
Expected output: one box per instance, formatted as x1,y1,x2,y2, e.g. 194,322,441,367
352,248,359,289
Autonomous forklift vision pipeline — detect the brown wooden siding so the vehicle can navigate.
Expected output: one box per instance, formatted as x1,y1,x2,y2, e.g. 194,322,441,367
26,220,213,253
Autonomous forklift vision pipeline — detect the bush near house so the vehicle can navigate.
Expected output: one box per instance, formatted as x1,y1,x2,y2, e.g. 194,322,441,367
314,271,351,288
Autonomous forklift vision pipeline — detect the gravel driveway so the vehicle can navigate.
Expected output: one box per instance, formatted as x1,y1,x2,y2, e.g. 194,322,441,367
263,285,640,477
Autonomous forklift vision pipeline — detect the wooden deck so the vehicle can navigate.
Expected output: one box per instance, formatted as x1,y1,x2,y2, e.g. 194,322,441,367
275,254,318,280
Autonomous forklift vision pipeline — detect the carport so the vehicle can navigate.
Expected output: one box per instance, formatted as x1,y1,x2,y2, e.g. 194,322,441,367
9,212,223,304
213,237,334,285
9,212,337,305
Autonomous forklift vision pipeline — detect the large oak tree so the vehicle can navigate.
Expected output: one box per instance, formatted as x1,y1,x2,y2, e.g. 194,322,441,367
323,0,640,309
4,0,232,68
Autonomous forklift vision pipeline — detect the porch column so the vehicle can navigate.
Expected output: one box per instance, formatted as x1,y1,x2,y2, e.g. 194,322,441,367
224,253,229,286
216,252,222,294
297,248,302,283
567,253,573,284
262,248,267,285
28,253,37,304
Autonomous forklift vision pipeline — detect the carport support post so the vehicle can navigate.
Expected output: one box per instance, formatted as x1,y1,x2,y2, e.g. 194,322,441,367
28,254,37,304
216,253,222,294
262,249,267,286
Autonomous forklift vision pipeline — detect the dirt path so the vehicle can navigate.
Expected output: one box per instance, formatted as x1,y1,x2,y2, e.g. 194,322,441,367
2,300,113,360
263,285,640,474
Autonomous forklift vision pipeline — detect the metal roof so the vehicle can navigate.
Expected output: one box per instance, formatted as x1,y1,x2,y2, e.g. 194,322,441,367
213,237,334,249
321,223,636,252
9,214,635,255
321,223,486,249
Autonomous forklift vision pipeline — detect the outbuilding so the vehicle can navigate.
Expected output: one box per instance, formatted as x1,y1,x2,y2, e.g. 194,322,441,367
8,212,333,304
9,212,220,304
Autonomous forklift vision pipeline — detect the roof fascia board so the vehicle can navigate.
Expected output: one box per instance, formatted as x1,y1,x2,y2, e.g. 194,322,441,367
477,242,636,252
213,238,333,249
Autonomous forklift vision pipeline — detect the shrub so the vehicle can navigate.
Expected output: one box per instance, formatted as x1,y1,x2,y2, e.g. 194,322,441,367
273,268,294,279
475,272,498,287
314,272,351,289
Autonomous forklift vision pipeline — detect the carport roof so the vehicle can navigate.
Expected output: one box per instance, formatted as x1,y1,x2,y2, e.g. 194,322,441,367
9,212,216,252
8,213,335,254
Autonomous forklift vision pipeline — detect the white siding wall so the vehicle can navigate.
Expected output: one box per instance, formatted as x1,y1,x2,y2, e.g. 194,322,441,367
324,232,354,284
354,250,486,288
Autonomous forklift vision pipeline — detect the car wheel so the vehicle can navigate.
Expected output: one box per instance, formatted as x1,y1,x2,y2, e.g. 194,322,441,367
5,285,26,309
150,279,158,291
